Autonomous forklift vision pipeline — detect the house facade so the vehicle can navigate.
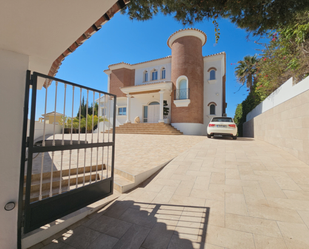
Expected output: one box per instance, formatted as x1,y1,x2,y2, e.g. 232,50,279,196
101,29,226,135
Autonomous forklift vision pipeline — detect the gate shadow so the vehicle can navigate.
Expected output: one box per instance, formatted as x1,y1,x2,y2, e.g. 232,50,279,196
43,200,210,249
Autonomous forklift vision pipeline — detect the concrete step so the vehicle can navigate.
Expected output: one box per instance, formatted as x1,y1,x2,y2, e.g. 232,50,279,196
24,164,105,182
25,171,101,194
105,123,183,135
113,174,135,193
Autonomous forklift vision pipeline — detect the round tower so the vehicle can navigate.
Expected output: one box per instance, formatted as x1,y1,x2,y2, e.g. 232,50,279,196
167,29,206,133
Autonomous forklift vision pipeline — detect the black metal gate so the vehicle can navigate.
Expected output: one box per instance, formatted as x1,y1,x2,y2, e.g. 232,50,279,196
18,71,116,243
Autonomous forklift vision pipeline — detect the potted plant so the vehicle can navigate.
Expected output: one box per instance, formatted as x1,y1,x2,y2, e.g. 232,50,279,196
163,100,170,124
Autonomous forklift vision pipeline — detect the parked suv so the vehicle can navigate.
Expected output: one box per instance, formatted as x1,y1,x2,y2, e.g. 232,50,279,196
207,117,237,140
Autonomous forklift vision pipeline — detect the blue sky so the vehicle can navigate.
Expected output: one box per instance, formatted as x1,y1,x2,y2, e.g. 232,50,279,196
54,12,268,118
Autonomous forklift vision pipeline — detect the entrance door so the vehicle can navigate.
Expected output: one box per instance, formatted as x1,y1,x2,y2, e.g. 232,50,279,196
148,102,160,123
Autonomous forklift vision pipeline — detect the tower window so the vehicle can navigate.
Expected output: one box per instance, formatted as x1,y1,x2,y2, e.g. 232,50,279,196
144,71,148,82
210,104,216,115
210,70,216,80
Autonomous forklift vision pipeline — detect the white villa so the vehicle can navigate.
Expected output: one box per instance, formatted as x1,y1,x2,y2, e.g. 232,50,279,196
99,29,227,135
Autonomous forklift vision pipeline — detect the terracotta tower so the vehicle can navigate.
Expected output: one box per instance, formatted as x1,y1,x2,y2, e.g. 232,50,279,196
167,29,206,124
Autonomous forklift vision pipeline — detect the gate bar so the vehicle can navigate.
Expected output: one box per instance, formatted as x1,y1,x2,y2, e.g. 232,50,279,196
24,71,38,233
17,70,31,249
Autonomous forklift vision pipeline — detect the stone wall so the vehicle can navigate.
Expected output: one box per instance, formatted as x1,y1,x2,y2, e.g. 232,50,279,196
243,89,309,164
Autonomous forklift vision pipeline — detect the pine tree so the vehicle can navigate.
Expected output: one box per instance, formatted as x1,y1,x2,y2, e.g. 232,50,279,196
122,0,309,38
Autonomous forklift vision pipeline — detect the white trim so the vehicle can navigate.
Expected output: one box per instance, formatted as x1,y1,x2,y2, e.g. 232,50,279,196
120,82,172,94
176,75,188,90
174,99,191,107
208,79,217,84
168,29,207,48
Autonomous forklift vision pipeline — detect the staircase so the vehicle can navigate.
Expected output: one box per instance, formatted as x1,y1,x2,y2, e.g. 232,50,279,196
106,123,183,135
24,164,144,202
24,165,106,203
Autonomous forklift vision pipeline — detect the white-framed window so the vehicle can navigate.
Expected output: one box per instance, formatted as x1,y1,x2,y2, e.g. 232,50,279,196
210,104,216,115
144,71,148,82
175,75,189,100
152,69,158,81
101,108,106,116
161,68,166,79
210,70,216,80
118,107,126,116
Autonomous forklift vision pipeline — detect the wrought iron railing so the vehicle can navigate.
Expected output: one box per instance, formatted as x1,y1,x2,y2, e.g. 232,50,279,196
174,88,190,100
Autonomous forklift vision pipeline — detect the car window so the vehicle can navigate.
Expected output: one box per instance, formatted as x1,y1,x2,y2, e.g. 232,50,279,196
212,117,233,122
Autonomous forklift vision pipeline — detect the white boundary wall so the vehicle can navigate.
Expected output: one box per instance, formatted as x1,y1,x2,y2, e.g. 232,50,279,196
172,123,205,135
246,76,309,122
29,121,62,142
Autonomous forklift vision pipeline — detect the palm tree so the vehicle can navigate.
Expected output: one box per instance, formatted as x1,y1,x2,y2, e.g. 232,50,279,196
235,55,259,92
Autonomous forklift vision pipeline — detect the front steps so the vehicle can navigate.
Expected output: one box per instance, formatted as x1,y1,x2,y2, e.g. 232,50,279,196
107,122,183,135
24,165,106,203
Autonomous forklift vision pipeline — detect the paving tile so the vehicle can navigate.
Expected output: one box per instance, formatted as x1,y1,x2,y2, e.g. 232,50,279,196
273,175,302,191
167,234,196,249
210,173,225,184
267,197,309,211
278,221,309,249
142,223,175,249
206,225,255,249
62,226,101,249
283,190,309,201
225,193,248,216
119,207,157,228
103,200,133,219
225,169,240,179
113,224,151,249
247,204,303,223
86,215,132,239
225,213,282,237
169,194,206,206
259,181,287,198
298,210,309,228
253,234,287,249
174,180,195,197
41,241,76,249
87,234,119,249
208,183,243,194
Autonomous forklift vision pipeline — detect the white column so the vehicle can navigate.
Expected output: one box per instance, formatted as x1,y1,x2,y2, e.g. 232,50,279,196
0,49,29,248
159,90,164,123
126,94,131,123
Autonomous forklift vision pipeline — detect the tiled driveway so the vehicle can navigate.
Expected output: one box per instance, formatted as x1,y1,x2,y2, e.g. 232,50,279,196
31,136,309,249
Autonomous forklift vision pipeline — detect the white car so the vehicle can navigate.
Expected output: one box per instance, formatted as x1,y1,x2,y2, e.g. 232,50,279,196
207,117,238,140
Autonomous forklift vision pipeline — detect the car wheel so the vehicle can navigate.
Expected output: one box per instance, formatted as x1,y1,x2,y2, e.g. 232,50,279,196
233,136,237,140
207,134,211,138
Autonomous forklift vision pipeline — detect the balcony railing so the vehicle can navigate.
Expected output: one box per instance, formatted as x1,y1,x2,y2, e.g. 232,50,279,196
174,88,190,100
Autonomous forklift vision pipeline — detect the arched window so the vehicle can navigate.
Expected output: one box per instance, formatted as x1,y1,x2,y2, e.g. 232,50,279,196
144,71,148,82
152,69,158,81
210,70,216,80
161,68,166,79
176,76,189,100
210,104,216,115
